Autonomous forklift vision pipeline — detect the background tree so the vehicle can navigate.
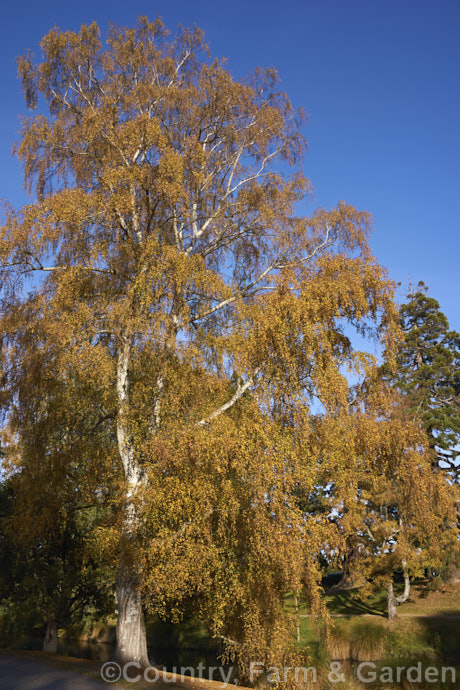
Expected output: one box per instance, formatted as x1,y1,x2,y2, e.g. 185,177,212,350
0,476,114,653
0,313,116,651
1,17,405,667
384,282,460,483
306,373,458,620
380,283,460,581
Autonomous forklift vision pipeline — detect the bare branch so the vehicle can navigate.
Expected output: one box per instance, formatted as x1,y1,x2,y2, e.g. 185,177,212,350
40,265,116,276
226,148,281,196
196,369,260,427
190,296,237,323
1,259,116,278
276,225,333,269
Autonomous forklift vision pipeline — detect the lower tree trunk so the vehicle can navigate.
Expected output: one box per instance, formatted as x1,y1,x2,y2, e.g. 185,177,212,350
114,569,149,666
114,335,149,667
43,620,58,654
387,583,398,621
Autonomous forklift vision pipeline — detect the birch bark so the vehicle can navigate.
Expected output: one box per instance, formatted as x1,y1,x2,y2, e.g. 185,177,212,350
114,334,149,666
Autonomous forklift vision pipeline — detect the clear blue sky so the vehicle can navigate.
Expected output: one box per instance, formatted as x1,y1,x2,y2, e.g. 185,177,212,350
1,0,459,327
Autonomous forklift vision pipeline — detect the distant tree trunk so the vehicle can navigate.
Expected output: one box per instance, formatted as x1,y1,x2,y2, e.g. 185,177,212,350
113,336,149,667
333,539,359,589
43,620,58,653
294,594,300,642
386,582,398,621
387,560,410,621
448,568,460,583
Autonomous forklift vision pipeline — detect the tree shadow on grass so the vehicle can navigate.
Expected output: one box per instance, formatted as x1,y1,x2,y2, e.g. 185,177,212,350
416,610,460,666
325,588,387,617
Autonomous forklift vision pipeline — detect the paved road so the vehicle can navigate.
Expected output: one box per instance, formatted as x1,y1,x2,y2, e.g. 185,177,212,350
0,653,112,689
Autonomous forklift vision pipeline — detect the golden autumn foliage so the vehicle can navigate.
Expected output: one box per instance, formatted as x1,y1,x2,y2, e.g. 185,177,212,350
1,16,457,677
311,386,458,590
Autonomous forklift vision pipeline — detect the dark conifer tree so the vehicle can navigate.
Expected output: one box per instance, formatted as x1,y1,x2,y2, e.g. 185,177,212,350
387,282,460,483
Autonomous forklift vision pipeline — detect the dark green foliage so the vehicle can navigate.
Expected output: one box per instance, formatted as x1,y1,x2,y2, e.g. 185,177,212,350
385,282,460,483
0,476,114,644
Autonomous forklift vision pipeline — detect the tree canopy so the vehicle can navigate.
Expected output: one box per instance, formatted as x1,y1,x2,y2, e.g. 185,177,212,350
383,283,460,483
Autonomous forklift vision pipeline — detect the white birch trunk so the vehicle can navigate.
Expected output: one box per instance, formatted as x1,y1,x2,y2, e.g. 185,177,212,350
114,335,149,666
